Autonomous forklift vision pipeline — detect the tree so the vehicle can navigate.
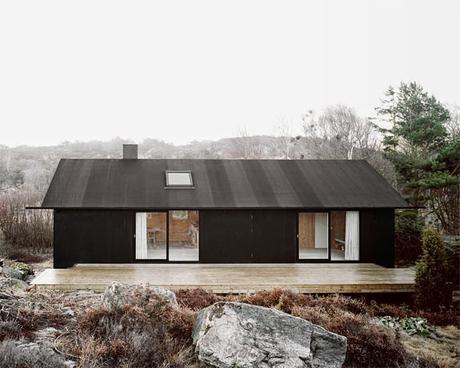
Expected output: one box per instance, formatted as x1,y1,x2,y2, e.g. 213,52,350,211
415,227,450,310
303,105,379,160
376,82,459,235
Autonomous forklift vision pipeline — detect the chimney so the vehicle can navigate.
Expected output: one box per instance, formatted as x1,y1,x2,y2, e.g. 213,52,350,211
123,144,138,159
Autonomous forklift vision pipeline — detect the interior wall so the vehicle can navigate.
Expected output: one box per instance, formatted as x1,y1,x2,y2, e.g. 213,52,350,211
330,211,346,250
314,213,328,248
298,213,315,249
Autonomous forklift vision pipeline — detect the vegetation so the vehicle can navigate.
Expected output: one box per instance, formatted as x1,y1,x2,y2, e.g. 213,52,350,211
379,316,435,337
0,191,52,262
394,209,424,266
376,81,459,236
415,227,451,310
1,287,458,368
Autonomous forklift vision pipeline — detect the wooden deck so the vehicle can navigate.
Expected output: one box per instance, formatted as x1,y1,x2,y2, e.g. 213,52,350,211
31,263,415,294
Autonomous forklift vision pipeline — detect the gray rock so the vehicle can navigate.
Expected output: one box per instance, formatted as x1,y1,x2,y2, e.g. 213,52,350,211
1,266,26,280
102,282,178,310
192,302,347,368
0,277,29,290
0,338,72,368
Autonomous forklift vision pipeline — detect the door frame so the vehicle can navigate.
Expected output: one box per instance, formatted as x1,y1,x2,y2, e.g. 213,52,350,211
296,210,362,263
296,210,331,262
134,210,200,263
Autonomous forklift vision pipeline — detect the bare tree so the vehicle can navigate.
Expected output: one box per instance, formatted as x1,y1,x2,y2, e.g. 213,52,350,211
230,128,267,159
446,104,460,138
302,105,378,160
300,105,396,185
271,120,297,159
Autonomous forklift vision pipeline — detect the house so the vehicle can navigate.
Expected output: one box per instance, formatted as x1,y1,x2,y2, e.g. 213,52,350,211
38,144,409,268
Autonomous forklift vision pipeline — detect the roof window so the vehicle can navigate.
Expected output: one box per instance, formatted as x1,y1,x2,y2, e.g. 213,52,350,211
165,170,194,187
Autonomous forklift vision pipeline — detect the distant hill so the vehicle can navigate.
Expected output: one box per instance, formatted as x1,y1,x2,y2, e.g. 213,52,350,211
0,135,395,194
0,136,310,193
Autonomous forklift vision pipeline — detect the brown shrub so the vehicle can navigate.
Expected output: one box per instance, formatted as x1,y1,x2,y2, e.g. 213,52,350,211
0,290,72,341
176,288,221,310
0,191,52,255
291,305,408,368
75,293,198,367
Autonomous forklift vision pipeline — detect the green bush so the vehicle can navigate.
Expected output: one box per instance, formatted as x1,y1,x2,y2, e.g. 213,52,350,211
415,227,451,310
379,316,435,337
394,210,423,266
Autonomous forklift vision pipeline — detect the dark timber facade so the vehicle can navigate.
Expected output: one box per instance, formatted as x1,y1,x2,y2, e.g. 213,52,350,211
39,151,408,268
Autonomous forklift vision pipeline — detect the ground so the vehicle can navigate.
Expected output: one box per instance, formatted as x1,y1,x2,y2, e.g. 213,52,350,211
0,257,459,368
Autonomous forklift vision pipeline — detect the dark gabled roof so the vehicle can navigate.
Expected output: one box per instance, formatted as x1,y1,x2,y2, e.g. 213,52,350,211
40,159,409,209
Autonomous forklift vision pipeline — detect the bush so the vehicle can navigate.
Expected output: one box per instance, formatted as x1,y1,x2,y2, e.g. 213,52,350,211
415,227,451,310
176,288,221,310
395,209,423,266
75,292,198,367
0,191,52,256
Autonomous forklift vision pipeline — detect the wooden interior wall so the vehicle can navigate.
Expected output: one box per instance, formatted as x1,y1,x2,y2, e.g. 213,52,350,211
298,213,315,249
330,211,346,250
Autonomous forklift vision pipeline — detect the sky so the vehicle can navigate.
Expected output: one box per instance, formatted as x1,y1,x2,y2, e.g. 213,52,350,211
0,0,459,147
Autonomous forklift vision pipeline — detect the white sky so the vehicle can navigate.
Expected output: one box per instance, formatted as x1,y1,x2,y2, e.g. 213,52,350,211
1,0,459,147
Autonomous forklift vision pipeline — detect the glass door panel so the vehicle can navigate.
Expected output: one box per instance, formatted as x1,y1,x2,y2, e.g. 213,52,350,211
298,212,329,259
168,210,199,261
330,211,359,261
135,212,167,260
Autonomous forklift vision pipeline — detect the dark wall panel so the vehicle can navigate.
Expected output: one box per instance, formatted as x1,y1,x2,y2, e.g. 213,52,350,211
54,210,134,268
252,211,297,262
360,209,395,267
200,210,297,263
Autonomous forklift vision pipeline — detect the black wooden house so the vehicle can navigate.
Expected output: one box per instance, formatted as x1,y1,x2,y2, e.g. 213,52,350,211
38,145,408,268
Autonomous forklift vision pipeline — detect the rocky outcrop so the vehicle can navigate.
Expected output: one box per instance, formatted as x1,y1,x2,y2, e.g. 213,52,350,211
0,277,29,290
192,302,347,368
102,282,178,310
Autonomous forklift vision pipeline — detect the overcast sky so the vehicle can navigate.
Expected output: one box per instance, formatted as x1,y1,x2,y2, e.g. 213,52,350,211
1,0,459,147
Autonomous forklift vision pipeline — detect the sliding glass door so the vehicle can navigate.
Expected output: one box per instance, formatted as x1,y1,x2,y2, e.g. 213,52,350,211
136,212,167,260
330,211,359,261
298,210,360,261
135,210,199,262
298,212,329,259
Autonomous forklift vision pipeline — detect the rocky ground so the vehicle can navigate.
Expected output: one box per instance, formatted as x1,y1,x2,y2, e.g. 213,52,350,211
0,260,459,368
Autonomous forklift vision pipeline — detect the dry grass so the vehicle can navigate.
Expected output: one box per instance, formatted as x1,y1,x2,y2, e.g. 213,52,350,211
69,291,198,367
1,286,458,368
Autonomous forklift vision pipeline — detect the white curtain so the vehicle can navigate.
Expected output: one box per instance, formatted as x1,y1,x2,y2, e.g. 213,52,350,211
345,211,359,260
135,212,148,259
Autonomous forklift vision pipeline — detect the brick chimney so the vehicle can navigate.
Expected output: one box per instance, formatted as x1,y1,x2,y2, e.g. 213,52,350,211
122,144,138,159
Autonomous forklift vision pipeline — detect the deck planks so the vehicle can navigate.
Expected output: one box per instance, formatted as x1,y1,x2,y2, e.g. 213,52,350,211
31,263,415,294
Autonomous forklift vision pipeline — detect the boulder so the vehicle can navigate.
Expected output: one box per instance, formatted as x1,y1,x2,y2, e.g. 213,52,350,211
192,302,347,368
102,282,178,310
1,266,25,280
0,277,29,290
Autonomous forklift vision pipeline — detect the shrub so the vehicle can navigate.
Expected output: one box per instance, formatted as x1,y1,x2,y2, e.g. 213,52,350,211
75,293,198,367
415,227,451,310
176,288,221,310
379,316,435,337
395,209,423,266
9,261,34,276
0,191,52,255
291,306,409,367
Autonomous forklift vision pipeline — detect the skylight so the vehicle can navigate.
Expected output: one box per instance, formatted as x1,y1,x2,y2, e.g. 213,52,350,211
165,171,194,187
